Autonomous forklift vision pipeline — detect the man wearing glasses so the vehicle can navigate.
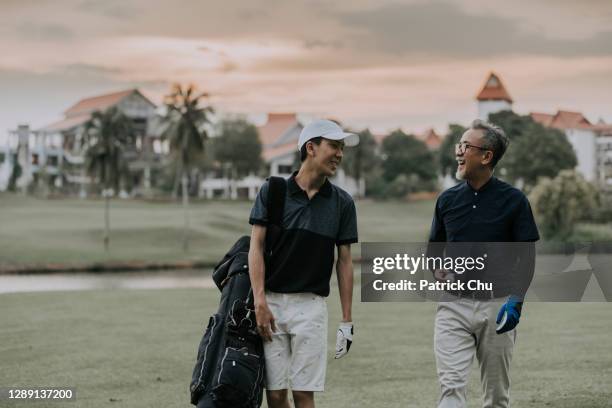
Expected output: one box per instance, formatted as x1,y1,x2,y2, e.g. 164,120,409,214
428,119,539,407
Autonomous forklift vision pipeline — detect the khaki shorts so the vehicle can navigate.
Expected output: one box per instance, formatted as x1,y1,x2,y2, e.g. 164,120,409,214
263,291,328,392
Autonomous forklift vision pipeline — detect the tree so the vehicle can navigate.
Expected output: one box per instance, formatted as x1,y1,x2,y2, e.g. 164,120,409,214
484,111,577,190
83,107,134,251
438,124,466,178
528,170,599,240
488,110,534,140
381,130,437,183
502,123,577,189
341,129,379,198
377,130,438,198
162,84,213,252
213,119,263,196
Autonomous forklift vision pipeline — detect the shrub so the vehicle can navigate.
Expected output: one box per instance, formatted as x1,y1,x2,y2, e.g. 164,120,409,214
528,170,599,240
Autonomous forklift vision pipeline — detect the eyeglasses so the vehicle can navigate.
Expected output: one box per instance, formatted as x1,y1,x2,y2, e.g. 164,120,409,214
455,142,490,154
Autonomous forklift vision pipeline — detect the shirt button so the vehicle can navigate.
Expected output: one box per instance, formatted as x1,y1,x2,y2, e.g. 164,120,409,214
474,192,478,196
472,205,477,209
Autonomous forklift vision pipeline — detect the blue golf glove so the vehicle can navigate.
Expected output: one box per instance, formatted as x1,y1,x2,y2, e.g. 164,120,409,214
496,296,523,334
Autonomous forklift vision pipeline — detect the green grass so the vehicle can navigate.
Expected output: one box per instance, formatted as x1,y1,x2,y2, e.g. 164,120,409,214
3,193,611,269
1,287,611,407
1,193,612,406
571,223,612,242
0,194,435,268
0,194,252,266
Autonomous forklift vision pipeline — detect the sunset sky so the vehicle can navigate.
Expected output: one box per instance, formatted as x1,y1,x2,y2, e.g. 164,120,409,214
1,0,611,141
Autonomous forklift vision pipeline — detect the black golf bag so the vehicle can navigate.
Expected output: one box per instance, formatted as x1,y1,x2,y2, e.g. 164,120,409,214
190,177,286,407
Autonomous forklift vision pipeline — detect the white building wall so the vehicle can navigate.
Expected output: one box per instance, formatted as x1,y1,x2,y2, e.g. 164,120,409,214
596,135,612,187
478,100,512,121
270,155,294,177
330,168,361,196
0,144,12,191
441,173,457,190
565,129,596,181
200,174,264,200
117,93,156,118
16,126,33,191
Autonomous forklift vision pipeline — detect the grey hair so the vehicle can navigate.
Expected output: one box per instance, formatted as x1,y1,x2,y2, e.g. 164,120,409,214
470,119,509,168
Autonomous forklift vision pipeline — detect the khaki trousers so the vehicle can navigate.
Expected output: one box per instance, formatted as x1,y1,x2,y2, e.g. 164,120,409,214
434,296,516,408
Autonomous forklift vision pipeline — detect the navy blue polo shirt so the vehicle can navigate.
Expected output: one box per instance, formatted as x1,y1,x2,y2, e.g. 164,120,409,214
428,177,539,296
429,177,539,243
249,172,358,297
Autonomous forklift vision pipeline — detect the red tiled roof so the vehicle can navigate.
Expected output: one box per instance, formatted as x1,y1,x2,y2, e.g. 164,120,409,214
374,130,442,149
530,112,554,127
592,123,612,135
64,89,154,118
531,110,592,130
257,113,299,146
40,114,91,132
41,88,156,132
551,110,591,130
476,72,513,103
416,128,443,149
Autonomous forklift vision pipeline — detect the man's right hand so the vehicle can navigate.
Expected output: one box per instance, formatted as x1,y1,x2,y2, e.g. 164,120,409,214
433,269,455,282
255,301,277,342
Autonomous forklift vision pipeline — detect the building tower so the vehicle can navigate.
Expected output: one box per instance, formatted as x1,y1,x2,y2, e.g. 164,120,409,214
476,72,513,121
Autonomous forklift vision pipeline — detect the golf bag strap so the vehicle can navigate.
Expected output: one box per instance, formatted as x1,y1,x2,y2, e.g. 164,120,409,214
266,176,286,227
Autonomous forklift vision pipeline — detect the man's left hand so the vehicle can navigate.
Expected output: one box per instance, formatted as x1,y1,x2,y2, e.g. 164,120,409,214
496,297,523,334
335,322,353,359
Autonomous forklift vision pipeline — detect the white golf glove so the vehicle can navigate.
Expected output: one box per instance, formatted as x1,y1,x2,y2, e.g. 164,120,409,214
334,322,353,359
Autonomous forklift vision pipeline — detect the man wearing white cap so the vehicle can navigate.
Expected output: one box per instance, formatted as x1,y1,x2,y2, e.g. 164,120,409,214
248,119,359,408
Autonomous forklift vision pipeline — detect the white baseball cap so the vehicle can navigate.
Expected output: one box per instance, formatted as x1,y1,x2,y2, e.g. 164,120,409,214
297,119,359,151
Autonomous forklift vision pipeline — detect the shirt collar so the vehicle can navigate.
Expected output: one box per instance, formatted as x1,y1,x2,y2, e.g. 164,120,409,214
288,171,332,198
464,176,497,193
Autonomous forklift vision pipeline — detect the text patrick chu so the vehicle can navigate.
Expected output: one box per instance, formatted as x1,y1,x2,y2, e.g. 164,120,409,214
370,254,493,292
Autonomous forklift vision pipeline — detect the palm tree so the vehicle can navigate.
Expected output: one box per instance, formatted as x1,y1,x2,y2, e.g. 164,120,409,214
162,84,213,252
83,107,134,251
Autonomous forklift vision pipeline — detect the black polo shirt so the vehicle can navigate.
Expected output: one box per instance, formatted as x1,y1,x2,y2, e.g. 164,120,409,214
429,177,539,243
428,177,539,297
249,172,358,297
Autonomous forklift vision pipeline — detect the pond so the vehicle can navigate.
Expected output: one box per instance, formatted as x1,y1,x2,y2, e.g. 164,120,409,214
0,269,215,294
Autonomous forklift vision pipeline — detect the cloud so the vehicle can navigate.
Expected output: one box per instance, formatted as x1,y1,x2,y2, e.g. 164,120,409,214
15,23,74,41
331,1,612,58
0,66,169,137
76,0,138,20
57,63,124,77
251,54,367,72
458,0,612,39
1,0,612,137
302,39,344,50
235,8,270,21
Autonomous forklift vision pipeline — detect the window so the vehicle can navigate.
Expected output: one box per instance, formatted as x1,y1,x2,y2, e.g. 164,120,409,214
48,156,59,167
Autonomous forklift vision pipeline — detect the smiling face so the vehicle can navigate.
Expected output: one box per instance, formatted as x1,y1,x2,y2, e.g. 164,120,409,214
308,138,345,177
455,129,492,180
